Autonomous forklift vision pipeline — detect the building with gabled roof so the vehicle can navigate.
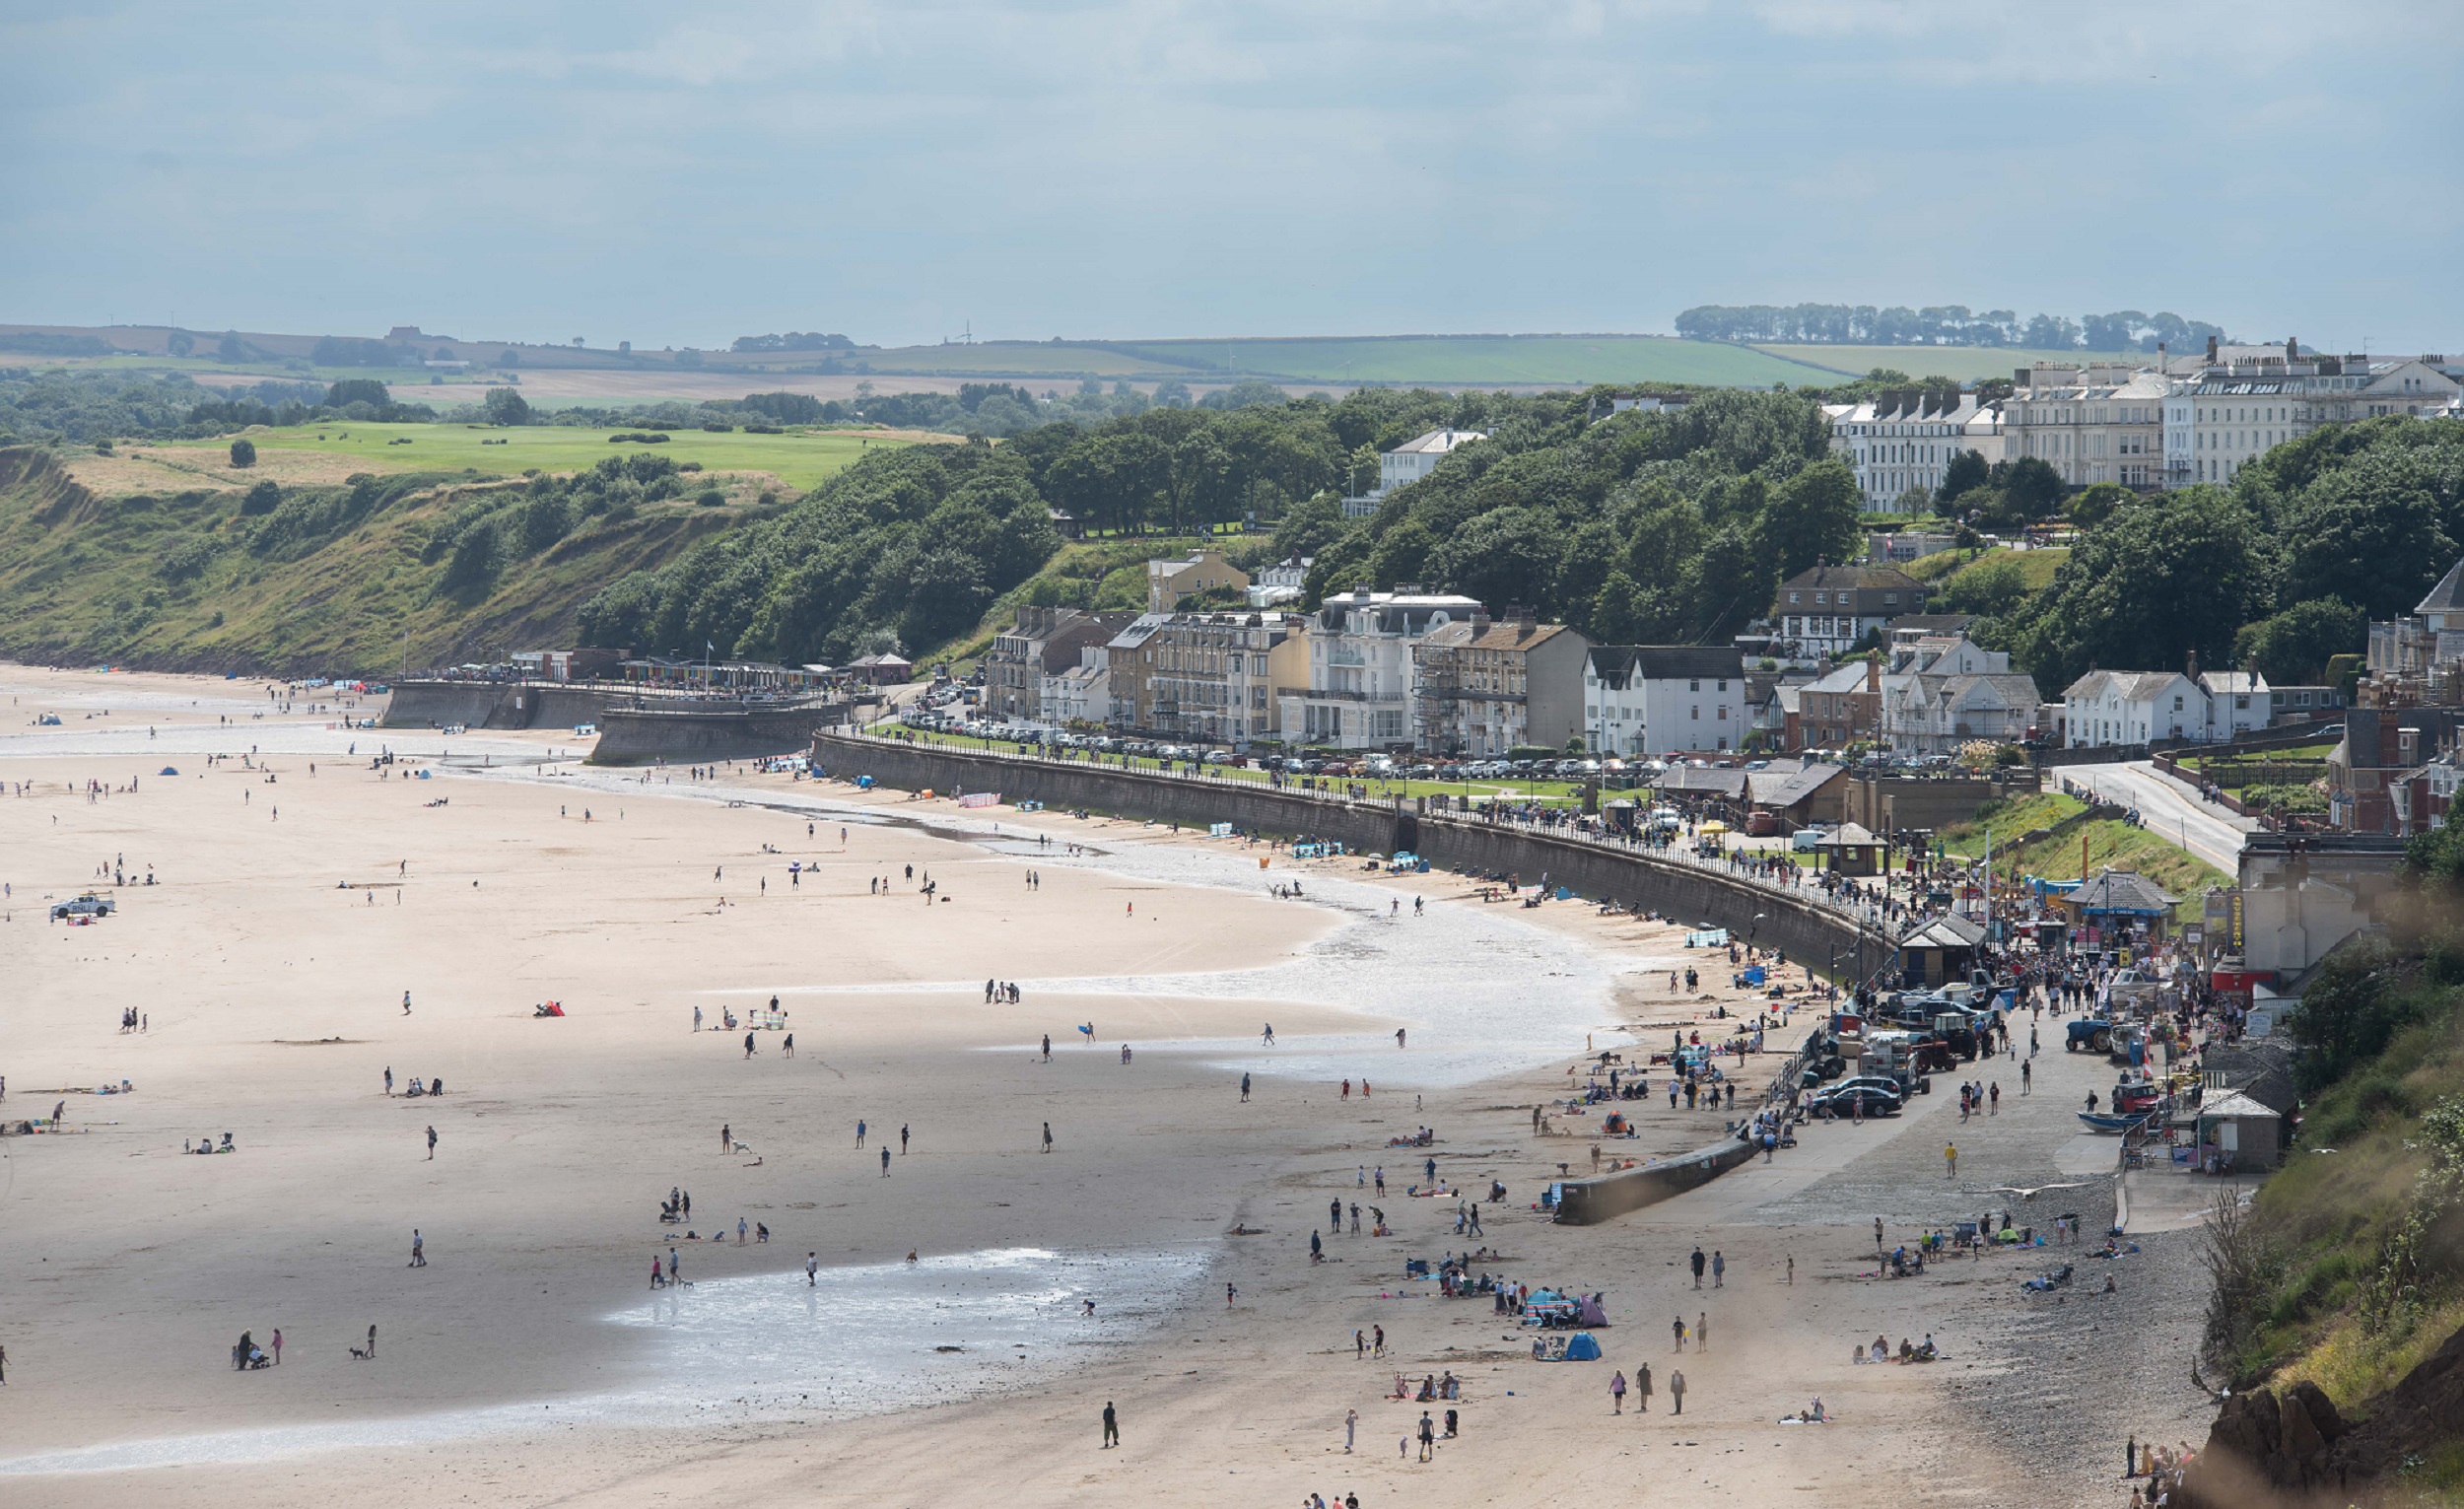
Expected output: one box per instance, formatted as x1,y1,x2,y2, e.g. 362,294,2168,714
1411,613,1590,757
1581,645,1748,756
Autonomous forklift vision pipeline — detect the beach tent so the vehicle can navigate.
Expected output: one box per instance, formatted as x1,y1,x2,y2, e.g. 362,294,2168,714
1576,1294,1608,1326
159,767,179,776
1562,1332,1603,1361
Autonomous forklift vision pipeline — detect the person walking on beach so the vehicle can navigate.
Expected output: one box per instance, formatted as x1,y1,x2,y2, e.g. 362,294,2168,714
901,1124,910,1155
1417,1410,1435,1461
1673,1314,1686,1351
1263,1023,1274,1045
383,1065,393,1096
1043,1034,1052,1061
1609,1369,1627,1413
807,1252,819,1285
271,1329,281,1365
721,1123,731,1152
1990,1081,2001,1116
1396,1028,1406,1049
367,1324,376,1359
744,1031,756,1059
1945,1141,1958,1178
1712,1250,1725,1287
784,1033,793,1058
1690,1246,1706,1288
856,1120,866,1149
1240,1072,1251,1102
2022,1059,2032,1095
1101,1402,1119,1449
402,991,412,1015
1698,1311,1708,1352
409,1230,425,1267
425,1125,437,1160
1669,1369,1686,1415
1043,1122,1053,1153
881,1147,891,1176
1344,1407,1357,1453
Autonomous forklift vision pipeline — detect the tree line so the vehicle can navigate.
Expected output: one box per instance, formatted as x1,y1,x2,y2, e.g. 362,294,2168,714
1676,303,2226,353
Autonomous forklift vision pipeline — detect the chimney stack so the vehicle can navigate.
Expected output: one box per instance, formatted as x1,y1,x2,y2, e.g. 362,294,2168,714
2187,648,2200,681
2206,335,2220,364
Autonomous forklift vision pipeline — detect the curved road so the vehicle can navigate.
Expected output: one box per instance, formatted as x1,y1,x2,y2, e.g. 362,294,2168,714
2056,760,2258,873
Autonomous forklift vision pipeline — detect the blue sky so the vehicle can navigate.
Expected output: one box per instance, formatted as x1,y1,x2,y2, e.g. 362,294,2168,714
5,2,2459,351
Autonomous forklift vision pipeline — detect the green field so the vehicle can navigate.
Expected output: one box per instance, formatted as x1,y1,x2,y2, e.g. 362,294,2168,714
1749,345,2150,382
167,423,899,491
1091,335,1846,387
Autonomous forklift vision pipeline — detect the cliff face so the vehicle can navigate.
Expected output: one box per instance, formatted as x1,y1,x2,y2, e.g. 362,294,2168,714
2175,1325,2464,1506
0,446,735,677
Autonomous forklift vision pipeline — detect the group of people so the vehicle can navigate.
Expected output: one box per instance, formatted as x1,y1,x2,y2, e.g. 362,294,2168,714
1605,1362,1684,1413
382,1066,444,1097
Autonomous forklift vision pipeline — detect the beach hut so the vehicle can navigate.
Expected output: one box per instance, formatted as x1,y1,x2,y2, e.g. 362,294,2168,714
1897,912,1985,988
2058,868,2180,943
1811,821,1885,877
2194,1090,2283,1173
1562,1332,1603,1361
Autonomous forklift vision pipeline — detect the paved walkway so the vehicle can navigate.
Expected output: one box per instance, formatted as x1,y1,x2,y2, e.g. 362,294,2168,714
2059,760,2258,873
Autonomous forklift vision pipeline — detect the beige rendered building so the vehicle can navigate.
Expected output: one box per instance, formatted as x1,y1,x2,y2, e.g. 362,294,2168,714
2003,362,2167,489
1145,549,1250,613
1411,614,1592,757
1105,611,1307,743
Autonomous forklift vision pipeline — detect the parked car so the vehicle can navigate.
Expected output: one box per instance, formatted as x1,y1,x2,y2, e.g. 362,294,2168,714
50,893,115,921
1811,1082,1903,1117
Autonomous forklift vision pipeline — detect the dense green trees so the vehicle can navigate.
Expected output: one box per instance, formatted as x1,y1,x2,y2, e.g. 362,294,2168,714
2235,598,2366,686
228,439,255,467
483,387,533,427
580,444,1060,663
1998,416,2464,695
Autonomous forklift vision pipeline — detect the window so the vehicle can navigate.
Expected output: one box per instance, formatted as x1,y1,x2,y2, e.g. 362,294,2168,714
1717,678,1729,692
1690,707,1699,720
1688,679,1700,692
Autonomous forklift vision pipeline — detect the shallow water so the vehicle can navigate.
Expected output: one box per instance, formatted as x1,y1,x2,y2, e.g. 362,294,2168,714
528,769,1634,1087
0,1246,1207,1475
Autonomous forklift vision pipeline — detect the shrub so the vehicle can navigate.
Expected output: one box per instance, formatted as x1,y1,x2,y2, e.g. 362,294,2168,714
696,490,726,507
229,439,256,467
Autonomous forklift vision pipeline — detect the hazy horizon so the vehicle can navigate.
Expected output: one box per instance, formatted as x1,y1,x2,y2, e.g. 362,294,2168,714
6,2,2460,353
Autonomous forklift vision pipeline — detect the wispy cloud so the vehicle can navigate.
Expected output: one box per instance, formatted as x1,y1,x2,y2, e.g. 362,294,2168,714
0,2,2455,348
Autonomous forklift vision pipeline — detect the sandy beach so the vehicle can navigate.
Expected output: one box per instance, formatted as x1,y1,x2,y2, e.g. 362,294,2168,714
0,666,2205,1507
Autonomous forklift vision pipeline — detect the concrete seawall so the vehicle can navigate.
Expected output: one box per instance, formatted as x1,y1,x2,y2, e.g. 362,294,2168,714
383,679,619,732
808,734,1887,978
1553,1137,1762,1224
590,705,833,764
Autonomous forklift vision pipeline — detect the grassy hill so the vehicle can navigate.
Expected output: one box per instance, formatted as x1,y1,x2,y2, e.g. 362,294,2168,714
0,446,781,675
141,422,894,494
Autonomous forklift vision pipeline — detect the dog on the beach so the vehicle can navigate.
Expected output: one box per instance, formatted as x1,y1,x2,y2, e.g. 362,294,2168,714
348,1345,372,1361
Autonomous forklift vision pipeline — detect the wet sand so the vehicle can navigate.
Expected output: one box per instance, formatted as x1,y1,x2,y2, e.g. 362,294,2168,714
0,666,2165,1507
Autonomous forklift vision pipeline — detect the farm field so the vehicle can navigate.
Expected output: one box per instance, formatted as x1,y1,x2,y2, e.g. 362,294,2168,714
1749,344,2150,382
1101,334,1846,387
150,422,911,492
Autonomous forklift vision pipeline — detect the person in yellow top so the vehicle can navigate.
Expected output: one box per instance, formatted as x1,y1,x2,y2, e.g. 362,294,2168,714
1945,1142,1958,1178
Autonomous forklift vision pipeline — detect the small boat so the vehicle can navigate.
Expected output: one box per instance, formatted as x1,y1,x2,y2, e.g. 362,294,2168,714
2076,1111,2146,1133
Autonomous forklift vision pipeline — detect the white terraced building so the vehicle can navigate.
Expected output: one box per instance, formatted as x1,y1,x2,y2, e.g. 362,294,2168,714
1822,391,2004,510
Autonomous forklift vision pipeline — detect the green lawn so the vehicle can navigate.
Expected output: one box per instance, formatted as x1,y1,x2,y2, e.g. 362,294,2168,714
1938,789,2230,916
1904,545,2069,589
164,422,901,491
